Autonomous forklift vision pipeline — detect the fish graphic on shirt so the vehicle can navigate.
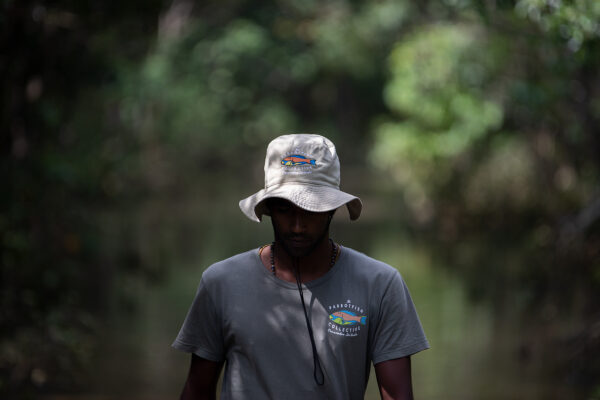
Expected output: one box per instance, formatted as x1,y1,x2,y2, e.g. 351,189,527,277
329,310,367,326
281,155,317,166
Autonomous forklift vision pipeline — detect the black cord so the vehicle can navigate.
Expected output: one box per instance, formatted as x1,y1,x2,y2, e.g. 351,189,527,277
293,258,325,386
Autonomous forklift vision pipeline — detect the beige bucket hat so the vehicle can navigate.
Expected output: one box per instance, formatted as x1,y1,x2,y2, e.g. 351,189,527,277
239,134,362,222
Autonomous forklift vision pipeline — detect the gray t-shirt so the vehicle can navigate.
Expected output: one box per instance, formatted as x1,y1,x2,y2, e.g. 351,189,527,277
173,246,429,399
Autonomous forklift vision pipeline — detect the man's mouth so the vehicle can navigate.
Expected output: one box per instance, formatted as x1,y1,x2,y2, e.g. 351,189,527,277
288,238,309,245
285,236,312,246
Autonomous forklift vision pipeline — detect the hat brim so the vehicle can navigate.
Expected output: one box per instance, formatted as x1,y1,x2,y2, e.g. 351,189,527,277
239,183,362,222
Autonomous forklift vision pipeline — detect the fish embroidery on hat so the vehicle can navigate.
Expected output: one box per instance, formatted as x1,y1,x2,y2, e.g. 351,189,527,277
281,155,317,166
280,151,318,175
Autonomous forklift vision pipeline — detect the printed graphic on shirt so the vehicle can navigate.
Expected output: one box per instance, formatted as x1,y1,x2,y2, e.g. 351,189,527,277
329,311,367,326
327,299,367,337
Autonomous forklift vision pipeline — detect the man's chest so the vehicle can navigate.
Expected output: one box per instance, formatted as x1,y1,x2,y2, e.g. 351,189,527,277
220,282,374,359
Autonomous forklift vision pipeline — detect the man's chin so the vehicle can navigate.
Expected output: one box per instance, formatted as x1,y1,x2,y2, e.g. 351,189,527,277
281,240,315,259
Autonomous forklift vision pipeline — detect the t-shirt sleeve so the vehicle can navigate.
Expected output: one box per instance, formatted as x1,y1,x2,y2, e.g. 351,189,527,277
370,271,429,365
171,277,224,362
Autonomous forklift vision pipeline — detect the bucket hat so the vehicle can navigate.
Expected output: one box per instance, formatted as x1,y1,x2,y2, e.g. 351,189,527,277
239,134,362,222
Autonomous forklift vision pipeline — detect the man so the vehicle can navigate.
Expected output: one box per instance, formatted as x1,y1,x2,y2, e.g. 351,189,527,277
173,134,429,399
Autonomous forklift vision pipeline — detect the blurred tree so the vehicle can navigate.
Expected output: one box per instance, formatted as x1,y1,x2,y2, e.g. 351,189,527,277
105,0,414,179
1,0,168,395
1,0,413,394
371,0,600,390
372,22,505,222
1,0,599,396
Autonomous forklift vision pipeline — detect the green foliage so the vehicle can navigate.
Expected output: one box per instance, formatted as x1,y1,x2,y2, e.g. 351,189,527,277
0,1,169,395
375,22,505,162
371,23,505,220
370,3,600,389
117,18,298,154
385,24,503,134
371,1,599,220
516,0,600,51
2,0,600,396
463,135,537,212
90,0,414,196
1,0,410,395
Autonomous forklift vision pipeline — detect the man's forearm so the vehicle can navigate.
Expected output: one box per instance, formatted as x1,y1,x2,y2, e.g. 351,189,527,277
180,354,222,400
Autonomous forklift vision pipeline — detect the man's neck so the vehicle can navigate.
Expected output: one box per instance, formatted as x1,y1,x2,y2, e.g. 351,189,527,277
262,237,335,283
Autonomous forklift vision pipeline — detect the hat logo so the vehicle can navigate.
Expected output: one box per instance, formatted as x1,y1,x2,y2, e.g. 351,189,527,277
281,155,317,167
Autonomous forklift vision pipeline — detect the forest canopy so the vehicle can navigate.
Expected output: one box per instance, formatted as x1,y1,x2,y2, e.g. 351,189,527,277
2,0,599,397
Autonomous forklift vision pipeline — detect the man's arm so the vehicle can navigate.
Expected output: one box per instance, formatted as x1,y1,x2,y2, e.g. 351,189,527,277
374,356,414,400
180,354,223,400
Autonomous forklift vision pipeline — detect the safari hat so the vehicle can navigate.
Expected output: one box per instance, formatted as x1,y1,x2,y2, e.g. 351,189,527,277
239,134,362,222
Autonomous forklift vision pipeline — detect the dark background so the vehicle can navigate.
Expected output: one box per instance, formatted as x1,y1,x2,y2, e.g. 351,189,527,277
2,0,599,398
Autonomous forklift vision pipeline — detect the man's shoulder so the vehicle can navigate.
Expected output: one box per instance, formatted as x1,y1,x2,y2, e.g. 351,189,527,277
340,246,401,278
201,248,259,281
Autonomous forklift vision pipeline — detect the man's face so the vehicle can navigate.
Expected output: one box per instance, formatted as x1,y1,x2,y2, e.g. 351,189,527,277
268,198,333,259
